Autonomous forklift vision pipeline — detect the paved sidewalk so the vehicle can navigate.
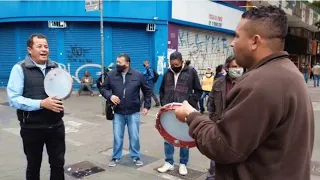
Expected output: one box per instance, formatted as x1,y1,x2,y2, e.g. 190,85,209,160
0,83,319,180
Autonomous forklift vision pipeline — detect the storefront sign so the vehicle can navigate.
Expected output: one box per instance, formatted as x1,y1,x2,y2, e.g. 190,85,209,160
171,0,243,31
208,14,222,28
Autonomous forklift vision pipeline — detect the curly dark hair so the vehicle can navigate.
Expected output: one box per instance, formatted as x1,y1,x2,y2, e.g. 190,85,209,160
242,5,287,41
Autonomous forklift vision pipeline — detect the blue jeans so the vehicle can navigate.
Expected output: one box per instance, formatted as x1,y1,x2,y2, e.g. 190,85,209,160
164,141,189,165
199,91,210,112
303,73,309,83
314,74,320,87
112,112,140,160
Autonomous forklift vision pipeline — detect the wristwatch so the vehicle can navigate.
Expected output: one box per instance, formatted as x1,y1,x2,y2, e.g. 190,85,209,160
184,108,198,123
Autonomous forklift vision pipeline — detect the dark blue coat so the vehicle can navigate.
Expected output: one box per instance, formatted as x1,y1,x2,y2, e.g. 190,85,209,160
100,68,152,115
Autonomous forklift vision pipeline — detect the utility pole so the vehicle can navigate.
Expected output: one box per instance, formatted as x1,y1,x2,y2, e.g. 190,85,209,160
85,0,105,115
100,0,106,115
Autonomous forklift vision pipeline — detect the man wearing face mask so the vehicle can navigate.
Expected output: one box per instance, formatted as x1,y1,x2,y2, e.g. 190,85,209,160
100,53,152,167
199,67,214,114
205,55,243,180
157,51,202,175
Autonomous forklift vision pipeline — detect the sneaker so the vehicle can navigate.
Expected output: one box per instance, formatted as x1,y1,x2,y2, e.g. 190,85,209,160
133,158,143,166
157,162,174,173
108,158,119,167
179,164,188,176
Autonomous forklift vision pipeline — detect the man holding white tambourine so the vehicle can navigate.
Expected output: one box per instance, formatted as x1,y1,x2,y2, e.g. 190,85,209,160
174,6,314,180
7,34,66,180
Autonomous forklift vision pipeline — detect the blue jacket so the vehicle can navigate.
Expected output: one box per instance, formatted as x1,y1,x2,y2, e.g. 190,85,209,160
143,66,154,87
100,68,152,115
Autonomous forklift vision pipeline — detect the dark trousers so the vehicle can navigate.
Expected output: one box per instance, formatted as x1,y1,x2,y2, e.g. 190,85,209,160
20,124,66,180
78,84,93,94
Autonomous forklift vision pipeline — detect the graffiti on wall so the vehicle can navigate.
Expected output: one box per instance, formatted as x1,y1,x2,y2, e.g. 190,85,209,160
59,44,103,86
67,45,93,63
178,29,233,76
58,63,103,84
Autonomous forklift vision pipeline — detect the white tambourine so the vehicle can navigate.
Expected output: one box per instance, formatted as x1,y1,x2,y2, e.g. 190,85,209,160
44,68,73,100
155,102,196,148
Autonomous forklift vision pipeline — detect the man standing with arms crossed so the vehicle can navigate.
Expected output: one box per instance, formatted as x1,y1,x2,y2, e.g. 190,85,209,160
7,34,66,180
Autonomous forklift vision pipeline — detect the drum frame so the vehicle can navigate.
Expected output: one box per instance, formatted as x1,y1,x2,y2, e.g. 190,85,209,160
155,103,196,148
44,68,73,100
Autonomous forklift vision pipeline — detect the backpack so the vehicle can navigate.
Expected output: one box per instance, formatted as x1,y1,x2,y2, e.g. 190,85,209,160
152,68,159,83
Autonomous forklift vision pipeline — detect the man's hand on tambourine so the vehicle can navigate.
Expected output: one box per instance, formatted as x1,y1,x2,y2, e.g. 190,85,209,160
40,96,64,113
174,100,195,123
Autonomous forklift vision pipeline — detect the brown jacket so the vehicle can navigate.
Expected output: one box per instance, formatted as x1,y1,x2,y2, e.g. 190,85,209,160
187,51,314,180
207,76,227,122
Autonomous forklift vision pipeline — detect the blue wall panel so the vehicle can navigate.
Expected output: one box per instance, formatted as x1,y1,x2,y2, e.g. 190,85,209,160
0,1,169,24
111,23,152,73
63,22,102,90
152,24,168,94
0,24,17,87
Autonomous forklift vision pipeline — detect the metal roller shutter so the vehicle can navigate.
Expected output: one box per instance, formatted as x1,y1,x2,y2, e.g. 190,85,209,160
0,23,17,87
64,22,101,90
112,23,152,73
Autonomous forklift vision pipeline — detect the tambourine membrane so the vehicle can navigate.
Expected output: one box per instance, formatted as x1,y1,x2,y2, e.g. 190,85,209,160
156,102,196,148
44,68,73,100
160,110,194,142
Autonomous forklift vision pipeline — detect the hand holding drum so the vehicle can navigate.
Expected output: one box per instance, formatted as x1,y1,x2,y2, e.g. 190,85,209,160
155,102,197,148
43,68,73,112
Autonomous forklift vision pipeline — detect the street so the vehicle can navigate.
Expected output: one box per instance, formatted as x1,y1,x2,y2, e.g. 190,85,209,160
0,82,320,180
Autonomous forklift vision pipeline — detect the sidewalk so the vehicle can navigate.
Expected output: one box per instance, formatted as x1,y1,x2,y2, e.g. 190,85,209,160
0,90,210,180
0,83,319,180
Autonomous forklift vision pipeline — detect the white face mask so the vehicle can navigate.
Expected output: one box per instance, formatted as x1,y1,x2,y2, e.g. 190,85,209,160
228,68,243,79
205,73,212,78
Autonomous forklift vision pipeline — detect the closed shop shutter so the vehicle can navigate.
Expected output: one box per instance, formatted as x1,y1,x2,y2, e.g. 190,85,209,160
64,22,101,90
19,22,58,62
112,24,152,73
177,26,234,76
0,23,17,87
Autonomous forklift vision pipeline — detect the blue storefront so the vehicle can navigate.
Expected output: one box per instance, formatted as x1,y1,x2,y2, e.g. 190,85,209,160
0,1,169,93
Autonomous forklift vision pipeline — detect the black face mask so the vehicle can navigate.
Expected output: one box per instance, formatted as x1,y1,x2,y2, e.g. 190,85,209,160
171,66,182,73
117,65,126,72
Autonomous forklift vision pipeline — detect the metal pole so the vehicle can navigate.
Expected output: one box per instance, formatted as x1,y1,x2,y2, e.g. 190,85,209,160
100,0,106,115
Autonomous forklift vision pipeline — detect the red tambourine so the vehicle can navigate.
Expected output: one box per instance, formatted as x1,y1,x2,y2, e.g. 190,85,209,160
155,102,196,148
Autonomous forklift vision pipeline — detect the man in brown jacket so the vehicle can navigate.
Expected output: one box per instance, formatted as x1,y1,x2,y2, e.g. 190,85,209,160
175,6,314,180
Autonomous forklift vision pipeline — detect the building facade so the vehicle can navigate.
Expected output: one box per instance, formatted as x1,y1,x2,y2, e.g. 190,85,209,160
250,0,320,70
0,1,169,92
1,0,318,92
167,0,245,76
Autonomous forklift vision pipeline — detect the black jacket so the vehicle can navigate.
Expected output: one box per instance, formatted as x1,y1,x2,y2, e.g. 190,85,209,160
159,66,202,109
17,56,63,128
100,68,152,115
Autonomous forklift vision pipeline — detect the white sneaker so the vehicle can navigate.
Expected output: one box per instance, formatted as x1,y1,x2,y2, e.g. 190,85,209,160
157,162,174,173
179,164,188,176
